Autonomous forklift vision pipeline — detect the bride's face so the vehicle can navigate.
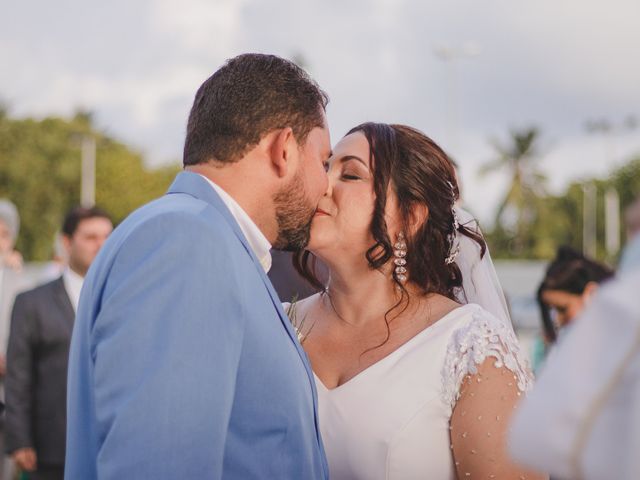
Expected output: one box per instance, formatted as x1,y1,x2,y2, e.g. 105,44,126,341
307,132,396,261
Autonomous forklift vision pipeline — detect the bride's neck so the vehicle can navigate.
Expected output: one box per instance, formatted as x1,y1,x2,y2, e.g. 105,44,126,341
322,262,402,328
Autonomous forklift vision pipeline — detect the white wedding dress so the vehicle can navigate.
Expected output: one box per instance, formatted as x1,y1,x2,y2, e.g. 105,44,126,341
313,303,531,480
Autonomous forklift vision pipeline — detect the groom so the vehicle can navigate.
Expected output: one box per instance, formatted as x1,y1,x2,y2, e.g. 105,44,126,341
65,54,331,479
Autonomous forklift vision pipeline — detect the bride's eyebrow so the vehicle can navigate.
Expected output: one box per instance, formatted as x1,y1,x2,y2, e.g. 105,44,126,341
340,155,368,169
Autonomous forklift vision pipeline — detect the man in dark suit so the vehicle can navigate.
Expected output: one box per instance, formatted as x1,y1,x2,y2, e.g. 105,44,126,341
5,206,112,480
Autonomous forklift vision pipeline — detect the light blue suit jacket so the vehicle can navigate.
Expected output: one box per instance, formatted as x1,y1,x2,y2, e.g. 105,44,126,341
65,172,328,479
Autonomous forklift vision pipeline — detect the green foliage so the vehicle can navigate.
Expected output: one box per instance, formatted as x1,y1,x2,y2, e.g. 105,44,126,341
610,157,640,207
481,127,547,256
486,154,640,261
0,113,180,261
481,126,640,261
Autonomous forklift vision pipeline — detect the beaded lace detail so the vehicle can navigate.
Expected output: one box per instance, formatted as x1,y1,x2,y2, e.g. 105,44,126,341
442,306,533,411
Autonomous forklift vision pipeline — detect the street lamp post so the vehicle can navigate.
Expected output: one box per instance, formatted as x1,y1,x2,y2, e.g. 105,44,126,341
605,188,620,257
584,115,638,257
582,182,597,258
81,136,96,208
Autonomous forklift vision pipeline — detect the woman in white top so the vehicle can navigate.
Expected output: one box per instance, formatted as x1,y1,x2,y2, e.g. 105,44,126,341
288,123,546,479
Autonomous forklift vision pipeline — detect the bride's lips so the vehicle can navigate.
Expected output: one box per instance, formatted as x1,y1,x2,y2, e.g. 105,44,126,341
314,208,330,216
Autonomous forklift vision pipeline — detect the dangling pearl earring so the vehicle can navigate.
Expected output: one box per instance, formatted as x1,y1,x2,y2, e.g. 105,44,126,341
393,232,408,284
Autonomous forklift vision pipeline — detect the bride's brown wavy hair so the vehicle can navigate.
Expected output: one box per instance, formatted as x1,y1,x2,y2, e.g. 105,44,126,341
294,123,486,349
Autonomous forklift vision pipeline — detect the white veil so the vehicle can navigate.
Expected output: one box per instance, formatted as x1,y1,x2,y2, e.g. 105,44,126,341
453,207,515,331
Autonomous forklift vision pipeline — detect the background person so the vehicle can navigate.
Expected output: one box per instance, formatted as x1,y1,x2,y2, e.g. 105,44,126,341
510,235,640,479
0,199,32,480
537,246,614,344
5,207,112,480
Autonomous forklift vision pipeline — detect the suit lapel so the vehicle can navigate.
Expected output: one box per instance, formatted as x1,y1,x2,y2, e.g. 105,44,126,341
51,277,75,332
251,264,325,442
167,172,326,465
166,172,319,379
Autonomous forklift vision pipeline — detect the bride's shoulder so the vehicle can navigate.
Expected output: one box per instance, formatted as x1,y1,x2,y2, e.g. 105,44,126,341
435,303,500,334
447,303,511,332
444,303,524,367
441,303,533,411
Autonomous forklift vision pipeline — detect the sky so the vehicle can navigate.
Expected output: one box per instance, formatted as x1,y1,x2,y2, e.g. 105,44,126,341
2,0,640,224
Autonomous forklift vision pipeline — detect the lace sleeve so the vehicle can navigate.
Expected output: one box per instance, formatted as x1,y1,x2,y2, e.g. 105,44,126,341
442,306,533,412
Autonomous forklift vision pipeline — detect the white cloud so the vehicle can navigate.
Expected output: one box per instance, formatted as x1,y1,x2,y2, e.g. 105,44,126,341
2,0,639,216
150,0,246,54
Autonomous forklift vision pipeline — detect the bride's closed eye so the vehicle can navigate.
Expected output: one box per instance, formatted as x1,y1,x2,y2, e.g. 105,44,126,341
341,170,362,181
339,158,369,181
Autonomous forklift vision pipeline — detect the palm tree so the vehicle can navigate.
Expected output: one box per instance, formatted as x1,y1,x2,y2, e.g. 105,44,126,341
481,127,546,254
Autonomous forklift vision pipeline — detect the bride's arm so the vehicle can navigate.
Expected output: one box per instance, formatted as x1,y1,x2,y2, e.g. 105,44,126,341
450,359,547,479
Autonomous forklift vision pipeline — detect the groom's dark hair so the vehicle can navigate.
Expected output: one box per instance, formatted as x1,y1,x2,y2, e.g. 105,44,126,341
183,53,329,166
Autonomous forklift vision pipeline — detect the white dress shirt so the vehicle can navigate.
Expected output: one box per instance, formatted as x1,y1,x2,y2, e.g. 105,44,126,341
62,267,84,312
199,175,272,272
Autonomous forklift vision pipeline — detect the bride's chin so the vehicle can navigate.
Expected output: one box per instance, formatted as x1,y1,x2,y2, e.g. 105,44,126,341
305,238,324,253
308,224,329,248
306,233,332,256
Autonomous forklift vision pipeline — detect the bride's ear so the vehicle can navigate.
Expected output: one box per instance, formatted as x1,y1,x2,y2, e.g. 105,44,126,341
388,203,428,241
407,203,429,237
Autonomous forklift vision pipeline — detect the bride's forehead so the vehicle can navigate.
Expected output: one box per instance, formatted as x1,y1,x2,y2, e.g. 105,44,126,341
330,133,371,162
337,132,369,150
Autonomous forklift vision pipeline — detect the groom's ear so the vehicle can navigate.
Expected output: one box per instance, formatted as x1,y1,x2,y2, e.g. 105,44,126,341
268,127,296,178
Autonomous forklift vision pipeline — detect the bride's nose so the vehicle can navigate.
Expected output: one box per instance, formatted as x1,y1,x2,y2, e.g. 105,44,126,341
323,170,337,197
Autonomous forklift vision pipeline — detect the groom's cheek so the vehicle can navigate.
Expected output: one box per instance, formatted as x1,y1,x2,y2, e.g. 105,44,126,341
319,168,329,197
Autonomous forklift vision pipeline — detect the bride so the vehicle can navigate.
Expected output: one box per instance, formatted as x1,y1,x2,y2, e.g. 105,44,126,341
288,123,546,479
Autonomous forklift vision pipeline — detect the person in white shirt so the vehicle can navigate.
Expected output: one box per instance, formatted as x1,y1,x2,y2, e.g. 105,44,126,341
510,235,640,479
5,206,112,480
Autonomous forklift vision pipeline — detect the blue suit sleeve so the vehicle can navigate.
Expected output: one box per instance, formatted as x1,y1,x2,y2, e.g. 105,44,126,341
89,213,246,479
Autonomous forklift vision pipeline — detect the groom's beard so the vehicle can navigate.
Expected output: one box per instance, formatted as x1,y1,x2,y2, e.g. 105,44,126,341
272,171,316,251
